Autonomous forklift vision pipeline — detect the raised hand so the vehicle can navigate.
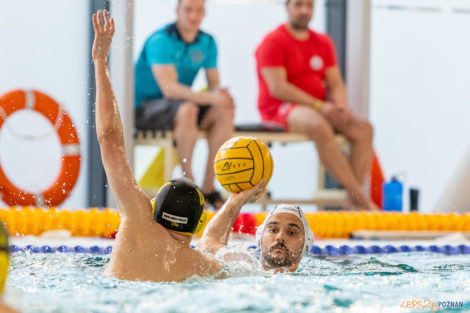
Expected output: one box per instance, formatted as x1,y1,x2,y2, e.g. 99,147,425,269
226,179,266,208
92,10,115,61
199,179,266,255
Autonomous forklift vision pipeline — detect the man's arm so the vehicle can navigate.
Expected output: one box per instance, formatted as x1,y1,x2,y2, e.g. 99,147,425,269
205,68,220,90
261,67,324,111
205,68,234,105
92,10,152,220
199,181,265,255
325,66,348,107
151,65,232,107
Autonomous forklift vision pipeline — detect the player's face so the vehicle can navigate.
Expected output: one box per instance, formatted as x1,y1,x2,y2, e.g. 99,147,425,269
286,0,314,30
177,0,205,32
261,213,305,268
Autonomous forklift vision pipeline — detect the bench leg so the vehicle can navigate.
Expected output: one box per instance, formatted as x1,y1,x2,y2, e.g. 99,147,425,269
316,158,326,211
163,140,174,183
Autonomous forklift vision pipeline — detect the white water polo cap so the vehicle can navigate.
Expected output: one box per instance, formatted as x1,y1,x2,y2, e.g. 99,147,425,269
256,204,315,256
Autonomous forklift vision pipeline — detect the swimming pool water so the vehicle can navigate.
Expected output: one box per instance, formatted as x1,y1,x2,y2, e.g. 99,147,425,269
7,246,470,313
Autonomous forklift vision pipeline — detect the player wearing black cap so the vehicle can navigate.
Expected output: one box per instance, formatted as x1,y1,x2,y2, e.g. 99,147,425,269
92,10,262,282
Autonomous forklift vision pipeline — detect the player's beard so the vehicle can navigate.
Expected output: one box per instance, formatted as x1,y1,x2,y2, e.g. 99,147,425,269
262,243,295,268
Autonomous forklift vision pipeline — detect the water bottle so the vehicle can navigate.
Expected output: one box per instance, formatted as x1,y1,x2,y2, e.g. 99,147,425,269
409,188,419,212
382,176,403,211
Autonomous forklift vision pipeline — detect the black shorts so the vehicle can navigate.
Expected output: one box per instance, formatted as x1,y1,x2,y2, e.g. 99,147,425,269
135,98,211,130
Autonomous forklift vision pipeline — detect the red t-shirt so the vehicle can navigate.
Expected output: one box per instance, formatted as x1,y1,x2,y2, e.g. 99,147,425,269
255,24,338,120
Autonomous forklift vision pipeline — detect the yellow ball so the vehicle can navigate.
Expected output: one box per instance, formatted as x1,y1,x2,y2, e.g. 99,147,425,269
214,136,273,193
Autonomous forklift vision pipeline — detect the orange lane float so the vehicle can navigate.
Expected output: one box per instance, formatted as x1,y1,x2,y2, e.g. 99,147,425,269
1,207,470,239
0,207,120,238
0,90,81,206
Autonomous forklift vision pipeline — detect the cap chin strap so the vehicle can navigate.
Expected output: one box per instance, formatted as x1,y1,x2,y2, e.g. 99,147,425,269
169,230,194,237
195,210,207,234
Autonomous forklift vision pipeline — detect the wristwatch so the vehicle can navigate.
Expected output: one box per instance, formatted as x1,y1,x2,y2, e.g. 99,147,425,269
313,99,323,111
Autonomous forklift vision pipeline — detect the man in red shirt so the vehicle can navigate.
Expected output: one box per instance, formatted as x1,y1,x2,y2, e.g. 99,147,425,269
255,0,377,210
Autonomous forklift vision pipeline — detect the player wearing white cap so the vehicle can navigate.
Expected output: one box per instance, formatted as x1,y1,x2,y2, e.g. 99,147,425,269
200,191,314,272
255,205,314,271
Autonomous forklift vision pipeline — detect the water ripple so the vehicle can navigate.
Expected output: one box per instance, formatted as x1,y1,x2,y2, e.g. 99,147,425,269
6,250,470,313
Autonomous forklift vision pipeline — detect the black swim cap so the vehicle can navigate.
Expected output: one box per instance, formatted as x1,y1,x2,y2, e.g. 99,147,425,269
152,178,205,235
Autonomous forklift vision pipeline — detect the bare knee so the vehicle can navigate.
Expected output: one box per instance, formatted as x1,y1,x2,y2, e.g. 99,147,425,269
175,102,198,130
206,105,235,130
353,119,374,143
305,118,335,143
218,105,234,124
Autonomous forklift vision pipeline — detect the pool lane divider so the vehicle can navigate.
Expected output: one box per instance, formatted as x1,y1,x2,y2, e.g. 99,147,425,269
2,207,470,239
9,244,470,256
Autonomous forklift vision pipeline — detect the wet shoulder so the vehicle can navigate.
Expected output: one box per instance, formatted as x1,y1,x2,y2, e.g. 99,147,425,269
117,217,172,247
191,248,222,274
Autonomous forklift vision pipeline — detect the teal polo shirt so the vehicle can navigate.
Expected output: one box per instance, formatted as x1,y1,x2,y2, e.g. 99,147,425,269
135,23,218,108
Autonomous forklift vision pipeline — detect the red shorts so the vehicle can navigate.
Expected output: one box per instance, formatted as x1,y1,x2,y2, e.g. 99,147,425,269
260,103,298,132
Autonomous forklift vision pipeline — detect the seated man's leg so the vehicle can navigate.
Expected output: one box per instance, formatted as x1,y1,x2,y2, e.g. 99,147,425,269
333,113,374,186
287,106,376,210
199,104,235,208
173,101,200,181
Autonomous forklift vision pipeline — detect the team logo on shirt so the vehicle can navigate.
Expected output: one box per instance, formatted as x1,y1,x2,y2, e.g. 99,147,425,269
310,55,323,71
191,50,204,64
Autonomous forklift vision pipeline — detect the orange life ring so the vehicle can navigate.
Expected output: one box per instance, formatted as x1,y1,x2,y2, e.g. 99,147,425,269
0,90,81,206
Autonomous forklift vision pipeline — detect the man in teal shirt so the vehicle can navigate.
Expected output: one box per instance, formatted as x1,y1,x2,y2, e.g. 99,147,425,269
135,0,234,209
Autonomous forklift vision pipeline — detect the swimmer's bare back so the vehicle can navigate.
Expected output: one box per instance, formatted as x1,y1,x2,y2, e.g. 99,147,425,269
92,10,221,282
105,217,221,282
0,302,21,313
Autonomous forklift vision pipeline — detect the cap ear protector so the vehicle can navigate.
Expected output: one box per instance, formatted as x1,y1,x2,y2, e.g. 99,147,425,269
151,178,207,236
0,222,9,294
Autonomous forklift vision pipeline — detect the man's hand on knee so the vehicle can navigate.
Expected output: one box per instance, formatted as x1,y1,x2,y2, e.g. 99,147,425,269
320,102,353,127
210,88,234,108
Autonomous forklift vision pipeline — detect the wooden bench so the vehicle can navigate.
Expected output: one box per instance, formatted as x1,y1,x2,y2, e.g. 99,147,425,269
134,125,348,209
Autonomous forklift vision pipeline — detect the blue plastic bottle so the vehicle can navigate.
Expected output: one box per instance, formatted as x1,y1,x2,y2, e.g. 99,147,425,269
382,176,403,211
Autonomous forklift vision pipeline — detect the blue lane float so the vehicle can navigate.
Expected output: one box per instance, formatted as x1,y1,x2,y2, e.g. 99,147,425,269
9,244,470,256
9,245,113,255
312,244,470,256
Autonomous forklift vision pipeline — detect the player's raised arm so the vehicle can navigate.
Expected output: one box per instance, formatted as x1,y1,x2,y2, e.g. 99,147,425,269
199,181,265,255
92,10,151,220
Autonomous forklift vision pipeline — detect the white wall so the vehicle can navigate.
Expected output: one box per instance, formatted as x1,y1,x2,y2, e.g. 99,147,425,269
134,0,327,210
346,0,370,116
369,0,470,211
0,1,89,209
